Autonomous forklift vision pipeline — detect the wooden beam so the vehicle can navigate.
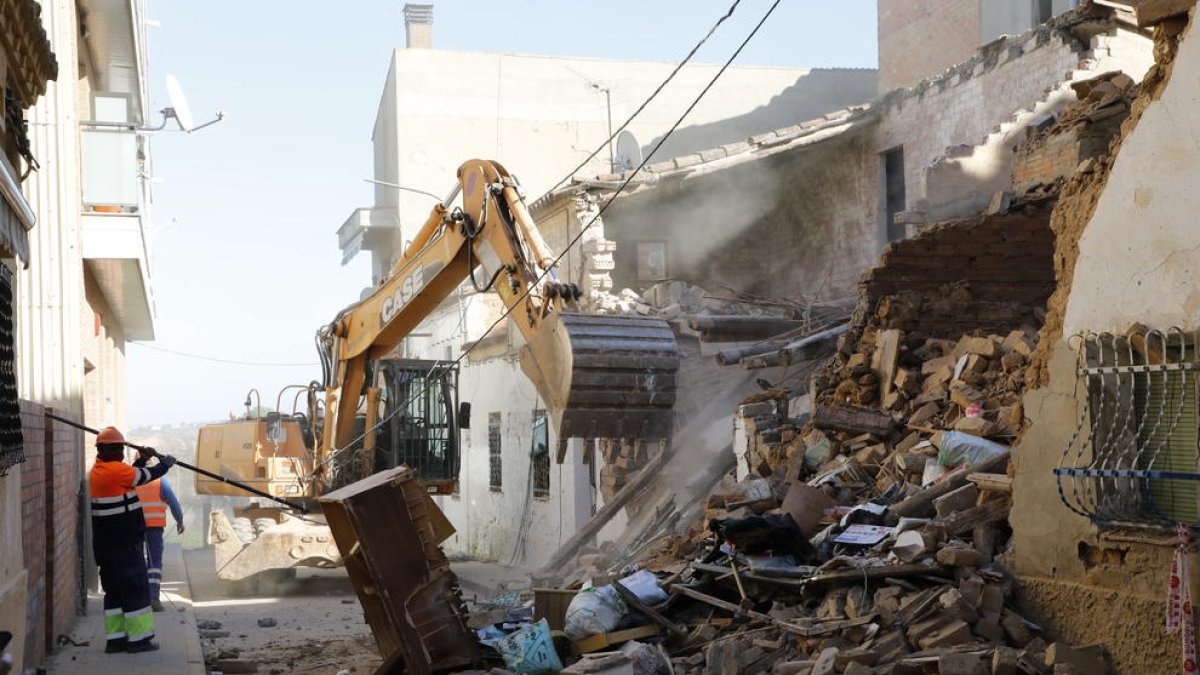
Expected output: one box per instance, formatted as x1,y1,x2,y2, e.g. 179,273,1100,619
573,624,662,654
812,403,895,437
612,580,689,637
889,450,1010,519
536,445,670,578
966,472,1013,493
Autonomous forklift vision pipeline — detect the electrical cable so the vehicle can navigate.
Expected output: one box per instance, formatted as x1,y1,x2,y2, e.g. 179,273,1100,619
129,341,317,367
311,0,782,478
531,0,744,206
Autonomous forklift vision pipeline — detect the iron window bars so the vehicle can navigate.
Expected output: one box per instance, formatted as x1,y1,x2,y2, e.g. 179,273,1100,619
0,264,19,476
1054,327,1200,529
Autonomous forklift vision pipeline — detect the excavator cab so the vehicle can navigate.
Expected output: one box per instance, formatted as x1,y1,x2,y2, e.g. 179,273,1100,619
372,358,462,489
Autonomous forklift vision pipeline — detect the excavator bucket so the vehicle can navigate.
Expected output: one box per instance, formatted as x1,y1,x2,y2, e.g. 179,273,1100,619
520,312,679,459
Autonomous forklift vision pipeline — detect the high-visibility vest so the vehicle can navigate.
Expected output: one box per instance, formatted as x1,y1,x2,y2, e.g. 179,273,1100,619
135,480,168,528
89,459,145,536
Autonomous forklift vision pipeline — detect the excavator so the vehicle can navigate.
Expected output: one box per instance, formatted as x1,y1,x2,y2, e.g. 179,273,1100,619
195,159,679,586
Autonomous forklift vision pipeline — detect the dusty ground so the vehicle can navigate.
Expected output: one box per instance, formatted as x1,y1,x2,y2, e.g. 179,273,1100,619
184,547,382,674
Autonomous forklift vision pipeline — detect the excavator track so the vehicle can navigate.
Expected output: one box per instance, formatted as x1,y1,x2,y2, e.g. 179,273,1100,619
520,312,679,456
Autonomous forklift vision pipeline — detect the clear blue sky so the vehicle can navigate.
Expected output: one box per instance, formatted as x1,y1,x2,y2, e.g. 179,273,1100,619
128,0,878,427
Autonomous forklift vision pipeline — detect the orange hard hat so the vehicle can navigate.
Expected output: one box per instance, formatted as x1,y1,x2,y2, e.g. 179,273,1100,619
96,426,126,445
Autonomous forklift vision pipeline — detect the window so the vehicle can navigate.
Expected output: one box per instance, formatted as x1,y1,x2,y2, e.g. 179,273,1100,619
1054,327,1200,528
882,148,906,242
532,410,550,499
488,412,502,492
0,265,20,476
636,242,667,282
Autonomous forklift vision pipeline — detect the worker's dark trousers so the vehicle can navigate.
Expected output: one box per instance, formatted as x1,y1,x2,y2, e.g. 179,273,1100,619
96,536,155,651
144,527,164,602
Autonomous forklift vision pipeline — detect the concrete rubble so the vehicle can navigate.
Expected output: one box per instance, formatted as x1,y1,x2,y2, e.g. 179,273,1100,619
449,266,1103,674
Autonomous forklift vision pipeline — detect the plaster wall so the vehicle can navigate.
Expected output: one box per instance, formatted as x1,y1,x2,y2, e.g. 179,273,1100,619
1008,13,1200,675
409,292,592,565
603,127,879,301
373,49,874,251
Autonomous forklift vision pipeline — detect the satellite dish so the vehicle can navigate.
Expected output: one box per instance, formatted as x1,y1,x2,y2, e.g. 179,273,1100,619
165,74,194,131
614,130,642,171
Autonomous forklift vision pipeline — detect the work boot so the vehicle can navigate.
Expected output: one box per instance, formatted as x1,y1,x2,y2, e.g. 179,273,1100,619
125,640,159,654
151,598,164,613
104,640,127,654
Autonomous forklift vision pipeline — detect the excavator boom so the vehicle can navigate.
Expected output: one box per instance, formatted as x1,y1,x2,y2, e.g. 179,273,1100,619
318,159,678,475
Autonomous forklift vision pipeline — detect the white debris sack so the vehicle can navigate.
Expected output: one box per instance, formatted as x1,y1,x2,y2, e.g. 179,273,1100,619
564,585,627,641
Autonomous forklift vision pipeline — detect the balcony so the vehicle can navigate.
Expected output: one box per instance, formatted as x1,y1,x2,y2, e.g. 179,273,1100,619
80,121,155,340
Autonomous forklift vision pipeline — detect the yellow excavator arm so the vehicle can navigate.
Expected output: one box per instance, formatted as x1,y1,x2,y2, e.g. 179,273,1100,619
316,159,678,482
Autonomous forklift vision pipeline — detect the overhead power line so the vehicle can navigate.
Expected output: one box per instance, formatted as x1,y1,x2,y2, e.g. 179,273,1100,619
315,0,785,473
532,0,745,205
129,341,317,367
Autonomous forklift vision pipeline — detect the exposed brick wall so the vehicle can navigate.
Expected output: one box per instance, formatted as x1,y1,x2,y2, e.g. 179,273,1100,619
45,411,82,649
18,401,82,665
878,0,982,93
856,199,1057,339
605,125,880,301
19,401,45,663
876,25,1090,212
1012,109,1127,193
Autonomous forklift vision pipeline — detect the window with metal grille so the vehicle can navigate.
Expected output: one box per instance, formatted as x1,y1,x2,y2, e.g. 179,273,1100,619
1054,328,1200,529
0,265,21,476
532,409,550,499
488,412,502,492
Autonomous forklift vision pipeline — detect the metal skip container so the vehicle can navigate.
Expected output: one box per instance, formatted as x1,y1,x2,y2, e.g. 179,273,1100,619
319,467,478,674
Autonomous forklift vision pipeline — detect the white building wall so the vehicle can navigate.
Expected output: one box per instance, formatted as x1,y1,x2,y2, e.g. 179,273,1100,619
373,49,872,252
19,0,86,417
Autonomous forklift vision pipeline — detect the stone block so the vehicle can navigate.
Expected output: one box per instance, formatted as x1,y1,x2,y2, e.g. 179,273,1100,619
1044,642,1106,673
937,546,983,567
991,645,1024,675
938,652,988,675
934,484,980,518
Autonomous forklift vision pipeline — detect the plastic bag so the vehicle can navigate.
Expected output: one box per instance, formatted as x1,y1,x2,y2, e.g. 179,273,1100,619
564,585,627,640
617,569,667,606
494,619,564,675
935,431,1007,467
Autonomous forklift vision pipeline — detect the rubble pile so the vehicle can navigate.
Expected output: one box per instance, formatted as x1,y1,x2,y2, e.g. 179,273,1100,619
456,292,1116,674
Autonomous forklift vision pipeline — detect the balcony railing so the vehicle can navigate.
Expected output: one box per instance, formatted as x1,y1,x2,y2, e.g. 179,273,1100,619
81,122,142,212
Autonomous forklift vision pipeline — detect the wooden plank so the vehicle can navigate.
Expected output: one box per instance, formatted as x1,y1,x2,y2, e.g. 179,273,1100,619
966,472,1013,493
572,624,661,654
812,403,894,436
889,450,1010,519
536,445,670,579
800,563,945,588
872,329,902,407
612,580,688,638
668,585,873,637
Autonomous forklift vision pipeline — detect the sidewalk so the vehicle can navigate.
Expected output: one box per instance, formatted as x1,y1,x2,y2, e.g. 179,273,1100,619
44,543,206,675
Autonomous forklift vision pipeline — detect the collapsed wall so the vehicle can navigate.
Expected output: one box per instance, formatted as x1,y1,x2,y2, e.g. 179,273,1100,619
1008,9,1195,675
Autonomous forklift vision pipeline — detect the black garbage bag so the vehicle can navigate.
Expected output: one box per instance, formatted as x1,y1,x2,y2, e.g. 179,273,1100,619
709,513,818,563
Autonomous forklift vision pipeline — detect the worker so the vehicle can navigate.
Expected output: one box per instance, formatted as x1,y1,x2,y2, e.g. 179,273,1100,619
135,476,185,612
89,426,176,654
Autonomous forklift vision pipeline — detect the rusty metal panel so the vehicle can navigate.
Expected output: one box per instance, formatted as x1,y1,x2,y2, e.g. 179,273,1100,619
319,467,478,674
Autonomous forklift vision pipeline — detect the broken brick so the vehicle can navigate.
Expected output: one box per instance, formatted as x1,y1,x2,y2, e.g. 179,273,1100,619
936,546,983,567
